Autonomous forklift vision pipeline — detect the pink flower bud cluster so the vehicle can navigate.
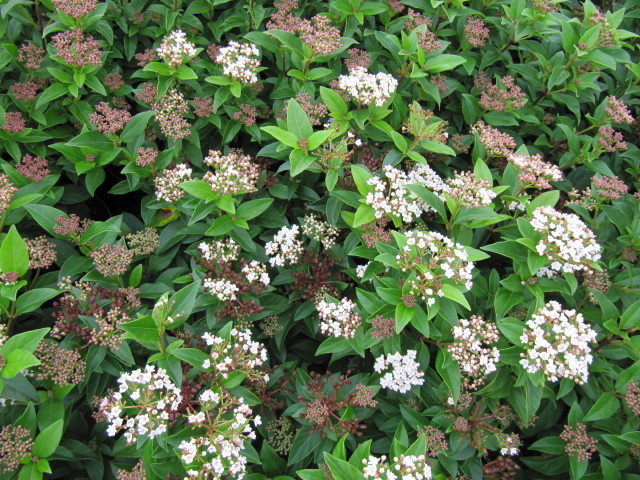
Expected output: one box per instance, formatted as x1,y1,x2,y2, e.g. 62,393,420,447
471,121,516,157
446,171,497,208
135,82,157,104
215,41,261,84
396,230,474,306
98,365,182,443
297,14,342,56
345,48,371,72
25,236,57,269
582,267,610,304
202,149,261,195
605,96,634,124
2,112,26,133
365,164,447,223
507,153,563,190
17,43,45,69
370,315,396,340
135,146,158,166
625,380,640,416
361,454,432,480
0,425,33,473
152,88,191,141
465,16,489,47
233,103,258,126
405,11,442,55
90,243,134,276
421,425,448,457
11,81,39,102
302,214,338,249
533,0,558,13
265,225,304,267
559,423,598,461
587,10,615,47
52,0,97,18
592,175,628,200
134,48,157,67
430,74,448,94
597,126,627,152
519,301,597,384
52,29,102,67
337,67,398,106
33,341,85,386
16,154,50,181
449,316,500,390
291,93,328,125
154,163,193,202
53,213,93,238
316,297,362,339
476,73,526,111
374,350,425,393
116,460,146,480
89,102,132,135
104,72,124,90
531,206,601,276
0,174,17,214
156,30,197,67
192,97,214,117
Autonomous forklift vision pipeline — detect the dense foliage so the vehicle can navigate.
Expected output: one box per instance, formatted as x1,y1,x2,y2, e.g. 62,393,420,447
0,0,639,479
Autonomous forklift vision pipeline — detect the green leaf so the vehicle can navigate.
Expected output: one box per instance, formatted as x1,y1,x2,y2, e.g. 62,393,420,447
66,131,113,151
0,225,29,276
167,280,201,329
24,205,66,236
424,54,466,73
32,419,64,458
35,83,68,109
288,428,322,465
237,198,273,220
441,284,470,309
583,393,620,421
0,328,49,355
120,315,159,346
436,348,461,401
205,215,235,236
324,452,366,480
307,130,332,150
289,150,316,177
320,87,348,117
15,288,60,316
120,111,155,144
180,180,216,202
172,348,210,368
2,349,40,378
287,99,313,139
261,126,299,148
350,165,373,196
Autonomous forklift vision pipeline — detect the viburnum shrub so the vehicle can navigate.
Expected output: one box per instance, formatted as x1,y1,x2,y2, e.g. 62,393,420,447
1,0,640,479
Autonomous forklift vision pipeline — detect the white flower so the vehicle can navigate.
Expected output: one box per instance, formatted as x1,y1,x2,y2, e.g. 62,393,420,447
337,67,398,106
374,350,425,393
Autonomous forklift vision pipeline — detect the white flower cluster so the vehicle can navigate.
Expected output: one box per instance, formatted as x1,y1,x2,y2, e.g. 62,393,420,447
365,164,447,223
157,30,197,67
179,394,261,480
316,297,362,339
449,316,500,390
198,237,240,263
203,278,239,301
362,454,432,480
241,260,270,285
374,350,425,393
99,365,182,443
519,300,597,384
265,225,304,267
337,66,398,106
201,328,268,379
301,214,339,249
397,230,474,306
216,41,260,84
154,163,192,202
530,206,602,276
356,262,370,279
